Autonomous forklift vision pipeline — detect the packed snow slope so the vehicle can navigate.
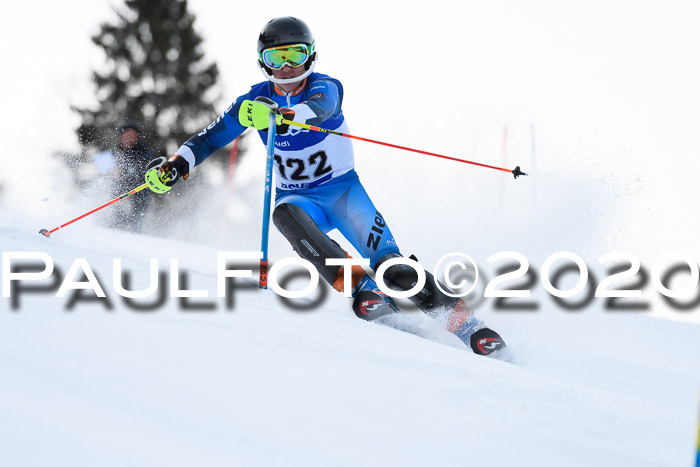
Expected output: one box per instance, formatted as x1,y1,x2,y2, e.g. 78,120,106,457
3,1,699,465
1,219,699,467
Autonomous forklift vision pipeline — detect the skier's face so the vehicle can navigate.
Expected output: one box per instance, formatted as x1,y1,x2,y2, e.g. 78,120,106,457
271,63,306,83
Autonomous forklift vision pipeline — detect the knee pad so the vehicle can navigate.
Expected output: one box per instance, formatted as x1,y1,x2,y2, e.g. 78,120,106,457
273,203,347,285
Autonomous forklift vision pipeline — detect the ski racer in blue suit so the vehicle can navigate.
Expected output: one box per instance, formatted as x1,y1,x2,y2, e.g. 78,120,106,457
144,17,506,357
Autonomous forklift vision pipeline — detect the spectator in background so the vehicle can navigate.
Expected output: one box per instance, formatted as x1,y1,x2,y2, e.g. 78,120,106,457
95,121,154,232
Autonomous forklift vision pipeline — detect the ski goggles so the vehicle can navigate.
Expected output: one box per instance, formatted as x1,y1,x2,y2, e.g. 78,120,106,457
260,42,314,70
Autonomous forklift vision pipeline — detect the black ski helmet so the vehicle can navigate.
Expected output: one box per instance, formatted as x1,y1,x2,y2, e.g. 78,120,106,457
257,17,317,84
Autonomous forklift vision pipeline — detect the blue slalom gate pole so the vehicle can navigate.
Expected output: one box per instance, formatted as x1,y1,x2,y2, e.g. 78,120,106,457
259,108,278,288
696,392,700,467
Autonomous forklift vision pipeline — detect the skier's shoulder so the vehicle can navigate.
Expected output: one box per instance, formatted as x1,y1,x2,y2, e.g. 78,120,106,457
249,80,271,97
215,82,269,116
306,72,344,102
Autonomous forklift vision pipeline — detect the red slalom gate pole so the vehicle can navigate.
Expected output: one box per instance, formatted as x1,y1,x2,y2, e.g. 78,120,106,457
39,182,150,237
282,119,528,179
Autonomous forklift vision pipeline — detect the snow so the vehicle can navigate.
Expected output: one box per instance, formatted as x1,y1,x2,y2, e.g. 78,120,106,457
2,1,700,465
1,218,699,467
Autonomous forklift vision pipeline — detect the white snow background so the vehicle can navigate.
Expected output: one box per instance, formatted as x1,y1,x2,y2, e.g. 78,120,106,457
1,1,700,466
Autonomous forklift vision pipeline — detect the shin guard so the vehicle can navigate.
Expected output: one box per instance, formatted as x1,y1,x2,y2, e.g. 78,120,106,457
375,253,461,316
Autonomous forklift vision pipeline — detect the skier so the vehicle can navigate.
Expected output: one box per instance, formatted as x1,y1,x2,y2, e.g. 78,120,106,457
144,16,507,357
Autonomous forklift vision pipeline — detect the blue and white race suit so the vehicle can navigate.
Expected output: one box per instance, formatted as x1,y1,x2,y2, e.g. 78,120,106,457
176,72,400,266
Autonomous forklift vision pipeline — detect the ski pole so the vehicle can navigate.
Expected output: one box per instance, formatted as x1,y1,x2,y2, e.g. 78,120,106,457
281,119,528,179
259,107,278,289
39,182,149,238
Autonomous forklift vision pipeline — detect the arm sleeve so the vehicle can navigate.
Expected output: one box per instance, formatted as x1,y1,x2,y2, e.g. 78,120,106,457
175,92,251,168
290,79,341,127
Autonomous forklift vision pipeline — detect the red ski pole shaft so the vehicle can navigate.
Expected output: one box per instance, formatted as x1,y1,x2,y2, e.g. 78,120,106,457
281,119,527,178
39,182,150,237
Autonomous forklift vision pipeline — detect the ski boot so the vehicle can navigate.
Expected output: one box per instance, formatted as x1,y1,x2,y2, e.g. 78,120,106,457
351,274,401,321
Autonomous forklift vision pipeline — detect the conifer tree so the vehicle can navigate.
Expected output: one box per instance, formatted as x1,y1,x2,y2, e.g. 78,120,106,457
75,0,219,155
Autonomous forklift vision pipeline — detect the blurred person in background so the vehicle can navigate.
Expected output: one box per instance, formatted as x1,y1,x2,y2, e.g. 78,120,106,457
94,121,153,232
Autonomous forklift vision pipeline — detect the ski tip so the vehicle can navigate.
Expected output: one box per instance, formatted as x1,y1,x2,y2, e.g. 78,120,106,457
39,228,50,238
